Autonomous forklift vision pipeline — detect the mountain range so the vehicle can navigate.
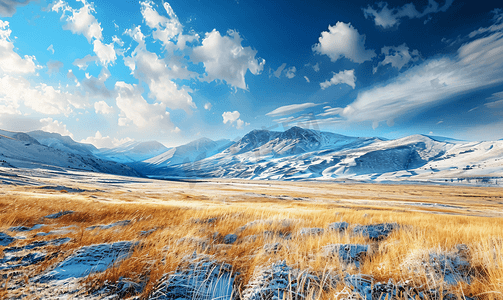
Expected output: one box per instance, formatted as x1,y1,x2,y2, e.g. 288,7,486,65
0,127,502,185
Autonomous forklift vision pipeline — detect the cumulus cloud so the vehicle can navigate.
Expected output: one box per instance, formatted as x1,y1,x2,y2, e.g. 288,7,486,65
222,110,247,129
222,111,240,124
93,39,116,66
140,0,199,51
94,100,113,114
312,22,375,64
81,131,133,149
266,103,321,117
329,23,503,128
81,67,113,98
73,54,98,70
285,66,296,79
40,117,74,138
320,69,356,90
304,76,310,83
375,44,421,73
47,60,64,75
192,29,265,90
0,74,85,115
47,44,54,54
51,0,103,42
0,20,38,74
115,81,174,130
363,0,454,28
124,25,197,113
272,63,286,78
204,102,212,110
0,0,36,17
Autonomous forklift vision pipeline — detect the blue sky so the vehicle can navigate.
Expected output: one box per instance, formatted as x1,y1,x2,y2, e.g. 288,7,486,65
0,0,502,147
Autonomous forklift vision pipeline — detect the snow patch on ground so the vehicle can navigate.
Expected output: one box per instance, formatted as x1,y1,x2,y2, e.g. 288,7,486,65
150,254,235,300
39,241,136,282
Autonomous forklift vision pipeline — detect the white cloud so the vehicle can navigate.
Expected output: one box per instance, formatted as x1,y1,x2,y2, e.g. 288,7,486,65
192,29,265,90
332,25,503,128
80,130,133,149
81,67,113,98
73,54,98,70
47,44,54,54
375,44,421,73
171,127,181,133
112,35,124,46
51,0,103,42
115,81,174,130
0,20,38,75
266,103,321,117
317,107,344,117
0,74,85,115
304,76,310,83
312,22,375,64
222,111,240,124
236,119,244,129
92,39,116,66
123,26,197,113
312,63,320,72
0,0,36,17
47,60,64,75
40,117,74,138
320,69,356,90
94,100,113,114
285,66,296,79
485,91,503,108
272,63,286,78
204,102,212,110
363,0,454,28
222,111,247,129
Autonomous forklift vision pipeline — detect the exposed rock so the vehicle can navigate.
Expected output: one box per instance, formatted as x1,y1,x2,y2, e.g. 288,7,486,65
353,223,398,240
0,232,15,246
299,227,324,236
44,211,74,219
322,244,369,267
150,258,234,300
327,221,349,232
223,234,238,244
401,245,472,285
242,260,318,300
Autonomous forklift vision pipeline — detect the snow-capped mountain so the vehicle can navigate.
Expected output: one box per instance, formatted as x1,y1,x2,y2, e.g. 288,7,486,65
95,141,169,163
0,129,139,176
28,130,97,155
143,137,232,167
145,127,503,184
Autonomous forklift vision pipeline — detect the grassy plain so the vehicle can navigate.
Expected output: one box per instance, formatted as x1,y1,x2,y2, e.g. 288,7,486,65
1,169,503,299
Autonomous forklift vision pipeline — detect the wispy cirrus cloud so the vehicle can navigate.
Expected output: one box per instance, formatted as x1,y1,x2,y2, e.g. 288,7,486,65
266,103,323,117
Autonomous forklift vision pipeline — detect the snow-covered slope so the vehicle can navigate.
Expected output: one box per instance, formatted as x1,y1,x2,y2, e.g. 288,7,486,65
145,127,503,184
27,130,97,155
0,129,139,176
95,141,169,163
143,138,232,167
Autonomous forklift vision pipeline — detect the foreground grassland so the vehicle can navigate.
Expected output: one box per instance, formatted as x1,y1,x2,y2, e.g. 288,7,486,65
1,169,503,299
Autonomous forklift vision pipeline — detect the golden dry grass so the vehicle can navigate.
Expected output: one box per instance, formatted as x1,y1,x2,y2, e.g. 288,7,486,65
0,178,503,299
